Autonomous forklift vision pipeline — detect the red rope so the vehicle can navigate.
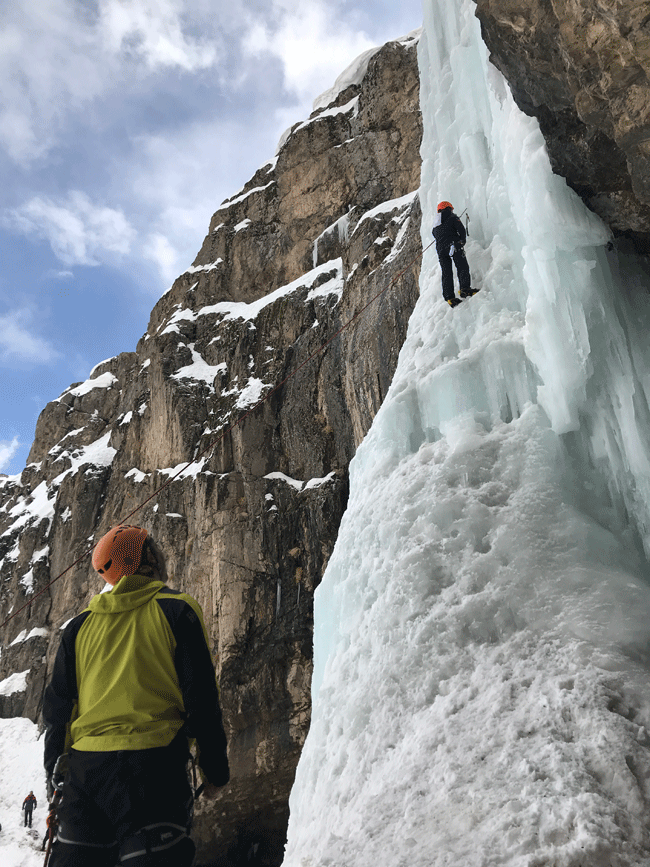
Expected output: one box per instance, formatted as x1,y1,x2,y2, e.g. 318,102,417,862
1,238,433,632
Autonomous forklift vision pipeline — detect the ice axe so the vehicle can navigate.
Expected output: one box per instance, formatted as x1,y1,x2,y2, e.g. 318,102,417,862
458,207,470,236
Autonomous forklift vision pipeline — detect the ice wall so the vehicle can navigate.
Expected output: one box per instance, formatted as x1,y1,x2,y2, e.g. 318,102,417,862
283,2,650,866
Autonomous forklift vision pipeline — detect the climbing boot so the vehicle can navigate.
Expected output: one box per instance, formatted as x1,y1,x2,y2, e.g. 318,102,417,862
446,297,462,308
460,287,479,298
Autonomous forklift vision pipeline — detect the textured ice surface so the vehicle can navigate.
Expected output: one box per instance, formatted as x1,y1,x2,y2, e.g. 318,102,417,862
283,2,650,865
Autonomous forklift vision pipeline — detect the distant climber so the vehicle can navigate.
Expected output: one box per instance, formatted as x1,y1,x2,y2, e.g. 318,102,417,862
432,201,477,307
43,524,230,867
22,791,37,827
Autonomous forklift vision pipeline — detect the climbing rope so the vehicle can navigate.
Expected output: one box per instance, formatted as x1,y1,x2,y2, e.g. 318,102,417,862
0,237,435,633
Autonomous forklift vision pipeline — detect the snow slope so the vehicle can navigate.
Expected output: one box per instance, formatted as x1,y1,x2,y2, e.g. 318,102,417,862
283,2,650,866
0,718,48,867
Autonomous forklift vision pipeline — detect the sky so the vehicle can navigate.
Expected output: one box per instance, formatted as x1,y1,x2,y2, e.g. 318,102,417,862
0,0,423,476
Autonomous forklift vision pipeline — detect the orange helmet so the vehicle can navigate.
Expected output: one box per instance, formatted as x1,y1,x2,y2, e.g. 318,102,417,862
92,525,148,586
437,201,453,212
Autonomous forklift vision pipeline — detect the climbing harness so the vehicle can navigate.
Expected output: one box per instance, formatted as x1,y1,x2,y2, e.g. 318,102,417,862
0,237,435,633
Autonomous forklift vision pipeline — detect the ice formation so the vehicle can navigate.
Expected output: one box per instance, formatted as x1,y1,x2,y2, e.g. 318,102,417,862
282,2,650,865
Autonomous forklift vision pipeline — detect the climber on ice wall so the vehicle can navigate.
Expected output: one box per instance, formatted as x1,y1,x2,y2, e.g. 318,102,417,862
43,524,230,867
432,201,477,307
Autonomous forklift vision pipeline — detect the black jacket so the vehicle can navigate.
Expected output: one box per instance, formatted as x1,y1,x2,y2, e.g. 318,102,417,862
432,208,466,253
43,576,229,788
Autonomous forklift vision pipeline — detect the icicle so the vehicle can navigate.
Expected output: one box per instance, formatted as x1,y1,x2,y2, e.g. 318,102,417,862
275,579,281,619
337,213,351,245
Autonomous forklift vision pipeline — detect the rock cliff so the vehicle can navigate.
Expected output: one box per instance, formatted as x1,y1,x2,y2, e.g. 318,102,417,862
0,33,422,866
473,0,650,252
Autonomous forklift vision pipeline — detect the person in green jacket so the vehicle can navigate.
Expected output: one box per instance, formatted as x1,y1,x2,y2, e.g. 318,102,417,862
43,524,229,867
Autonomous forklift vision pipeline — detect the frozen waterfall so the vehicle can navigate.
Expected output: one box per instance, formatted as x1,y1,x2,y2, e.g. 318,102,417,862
282,1,650,866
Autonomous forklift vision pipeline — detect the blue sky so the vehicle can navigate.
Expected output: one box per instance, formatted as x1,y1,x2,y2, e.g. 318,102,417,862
0,0,423,476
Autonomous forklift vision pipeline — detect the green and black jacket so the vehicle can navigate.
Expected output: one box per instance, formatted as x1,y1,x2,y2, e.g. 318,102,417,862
43,574,229,786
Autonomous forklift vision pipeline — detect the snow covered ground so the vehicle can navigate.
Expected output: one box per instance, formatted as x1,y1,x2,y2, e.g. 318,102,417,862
283,2,650,866
0,718,48,867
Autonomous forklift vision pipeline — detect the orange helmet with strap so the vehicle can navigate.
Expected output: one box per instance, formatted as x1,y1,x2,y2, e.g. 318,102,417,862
437,201,454,212
92,525,148,586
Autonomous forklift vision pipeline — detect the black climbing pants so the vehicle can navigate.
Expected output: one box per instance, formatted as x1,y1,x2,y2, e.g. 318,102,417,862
48,734,195,867
438,245,471,300
24,807,33,827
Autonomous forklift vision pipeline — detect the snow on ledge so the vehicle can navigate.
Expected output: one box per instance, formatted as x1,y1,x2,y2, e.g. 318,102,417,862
88,356,117,378
311,30,421,113
214,181,275,214
199,259,345,324
264,471,336,492
56,371,118,402
265,472,304,491
295,96,359,136
183,258,223,275
171,345,226,387
159,259,343,335
0,670,29,696
159,458,210,481
125,467,147,483
51,431,117,487
234,377,270,409
2,481,56,538
313,47,381,112
304,471,336,490
10,627,48,647
353,190,419,234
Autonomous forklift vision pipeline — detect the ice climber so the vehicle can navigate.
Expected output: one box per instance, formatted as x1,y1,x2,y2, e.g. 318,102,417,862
22,791,37,827
43,524,230,867
432,201,476,307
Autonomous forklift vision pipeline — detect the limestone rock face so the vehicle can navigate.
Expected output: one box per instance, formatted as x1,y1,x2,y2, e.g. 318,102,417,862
0,33,422,866
473,0,650,251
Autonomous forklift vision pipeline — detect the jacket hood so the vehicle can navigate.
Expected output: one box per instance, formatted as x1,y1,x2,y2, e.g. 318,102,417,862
88,574,165,614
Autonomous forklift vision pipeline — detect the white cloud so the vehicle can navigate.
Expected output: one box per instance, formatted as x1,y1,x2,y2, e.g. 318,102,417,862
0,309,59,363
125,117,274,288
143,232,181,287
5,191,136,267
243,0,376,106
0,0,223,164
0,438,20,473
98,0,218,71
0,2,105,162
